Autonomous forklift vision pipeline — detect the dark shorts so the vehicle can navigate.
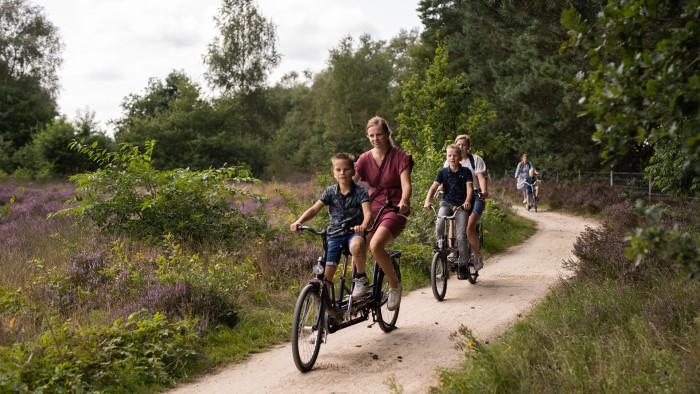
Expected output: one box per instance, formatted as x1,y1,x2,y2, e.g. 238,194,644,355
525,184,534,196
373,210,408,239
471,196,486,217
326,233,364,266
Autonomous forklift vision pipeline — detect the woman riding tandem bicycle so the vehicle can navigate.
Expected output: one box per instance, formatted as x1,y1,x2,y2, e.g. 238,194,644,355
353,116,413,311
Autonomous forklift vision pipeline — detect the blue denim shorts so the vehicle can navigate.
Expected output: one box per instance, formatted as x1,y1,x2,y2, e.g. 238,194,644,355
326,233,365,266
471,196,486,217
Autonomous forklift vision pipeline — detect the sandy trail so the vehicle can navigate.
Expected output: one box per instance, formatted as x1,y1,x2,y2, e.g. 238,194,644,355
169,206,597,394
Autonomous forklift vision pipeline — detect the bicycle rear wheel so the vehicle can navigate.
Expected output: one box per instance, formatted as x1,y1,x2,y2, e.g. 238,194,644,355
291,283,324,372
431,252,448,301
376,257,401,332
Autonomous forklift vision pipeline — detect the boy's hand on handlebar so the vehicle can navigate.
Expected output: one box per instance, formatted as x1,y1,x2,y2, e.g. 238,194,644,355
423,202,431,212
290,222,301,232
353,224,366,235
462,201,471,211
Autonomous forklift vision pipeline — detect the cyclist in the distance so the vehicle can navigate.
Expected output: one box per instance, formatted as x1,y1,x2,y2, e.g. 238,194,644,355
524,167,539,210
290,153,372,298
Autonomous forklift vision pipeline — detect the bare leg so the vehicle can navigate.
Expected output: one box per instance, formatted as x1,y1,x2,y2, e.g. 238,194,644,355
466,211,480,255
368,227,399,288
324,265,337,283
349,237,366,274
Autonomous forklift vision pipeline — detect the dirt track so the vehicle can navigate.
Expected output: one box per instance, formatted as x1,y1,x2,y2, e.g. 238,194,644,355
169,206,597,393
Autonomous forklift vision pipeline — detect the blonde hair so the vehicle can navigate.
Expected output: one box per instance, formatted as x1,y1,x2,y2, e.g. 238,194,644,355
332,152,355,168
446,144,462,159
454,134,471,146
365,116,395,146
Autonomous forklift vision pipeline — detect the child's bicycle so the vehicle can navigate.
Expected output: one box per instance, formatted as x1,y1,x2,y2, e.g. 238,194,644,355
428,205,480,300
291,201,403,372
525,180,541,212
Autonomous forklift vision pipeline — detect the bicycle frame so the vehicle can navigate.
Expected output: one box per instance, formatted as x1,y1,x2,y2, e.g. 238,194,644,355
430,204,461,260
297,201,403,332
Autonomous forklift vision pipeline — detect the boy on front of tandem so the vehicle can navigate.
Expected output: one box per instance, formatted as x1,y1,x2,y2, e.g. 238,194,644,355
290,153,372,298
423,144,474,279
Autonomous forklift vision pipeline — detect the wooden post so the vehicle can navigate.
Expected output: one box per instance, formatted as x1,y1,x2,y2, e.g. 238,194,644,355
610,171,613,187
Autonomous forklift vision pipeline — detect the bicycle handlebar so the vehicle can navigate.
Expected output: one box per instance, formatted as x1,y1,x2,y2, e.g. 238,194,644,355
295,201,403,237
429,204,464,220
296,225,351,237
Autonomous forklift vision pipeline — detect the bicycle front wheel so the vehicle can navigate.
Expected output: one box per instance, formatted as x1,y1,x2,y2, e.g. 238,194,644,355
431,252,448,301
376,258,401,332
291,283,324,372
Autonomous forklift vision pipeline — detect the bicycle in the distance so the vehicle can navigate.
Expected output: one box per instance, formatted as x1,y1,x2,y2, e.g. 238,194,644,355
525,179,541,212
291,201,403,372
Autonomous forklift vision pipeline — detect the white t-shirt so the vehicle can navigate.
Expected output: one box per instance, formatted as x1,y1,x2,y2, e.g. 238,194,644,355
443,153,486,190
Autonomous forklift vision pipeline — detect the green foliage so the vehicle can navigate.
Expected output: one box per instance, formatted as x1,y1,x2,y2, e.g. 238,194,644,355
15,116,115,178
626,201,700,280
422,1,604,175
397,41,477,153
436,278,699,393
0,311,200,392
50,140,264,243
0,0,61,161
204,0,281,94
645,140,700,196
113,71,276,175
563,0,700,190
321,34,402,154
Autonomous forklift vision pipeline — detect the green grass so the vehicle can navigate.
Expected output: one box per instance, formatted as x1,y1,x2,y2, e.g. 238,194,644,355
434,277,700,393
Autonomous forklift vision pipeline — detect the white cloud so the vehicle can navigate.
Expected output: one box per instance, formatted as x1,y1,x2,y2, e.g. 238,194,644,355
32,0,422,134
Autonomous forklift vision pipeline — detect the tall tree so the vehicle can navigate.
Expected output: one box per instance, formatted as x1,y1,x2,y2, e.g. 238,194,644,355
563,0,700,195
415,0,608,175
204,0,281,94
318,34,397,156
0,0,61,157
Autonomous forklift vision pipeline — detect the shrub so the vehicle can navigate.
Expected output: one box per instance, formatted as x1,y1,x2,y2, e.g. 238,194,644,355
50,140,265,244
0,311,200,392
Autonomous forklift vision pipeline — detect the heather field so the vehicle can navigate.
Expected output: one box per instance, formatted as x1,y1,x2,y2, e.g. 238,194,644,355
2,177,699,393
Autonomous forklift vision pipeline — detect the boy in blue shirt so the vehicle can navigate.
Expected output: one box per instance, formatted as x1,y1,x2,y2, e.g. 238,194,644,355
423,144,474,278
290,153,372,297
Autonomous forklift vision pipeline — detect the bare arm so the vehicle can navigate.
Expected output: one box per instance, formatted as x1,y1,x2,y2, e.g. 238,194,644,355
423,181,440,211
463,182,473,211
399,167,412,214
477,172,488,197
356,202,372,235
290,200,325,231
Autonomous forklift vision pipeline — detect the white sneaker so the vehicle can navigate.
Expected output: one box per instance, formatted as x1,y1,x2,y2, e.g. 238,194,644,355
351,277,368,298
387,284,402,311
473,255,483,271
523,199,527,204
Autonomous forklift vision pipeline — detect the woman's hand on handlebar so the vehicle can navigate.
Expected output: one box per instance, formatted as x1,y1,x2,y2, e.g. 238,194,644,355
462,201,471,211
398,199,410,215
290,222,301,232
423,202,432,212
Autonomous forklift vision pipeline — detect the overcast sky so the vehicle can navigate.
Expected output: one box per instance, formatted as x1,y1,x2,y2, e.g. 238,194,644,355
33,0,423,135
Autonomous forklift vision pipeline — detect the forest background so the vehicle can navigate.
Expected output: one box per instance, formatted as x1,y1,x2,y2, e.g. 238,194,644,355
4,0,697,193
